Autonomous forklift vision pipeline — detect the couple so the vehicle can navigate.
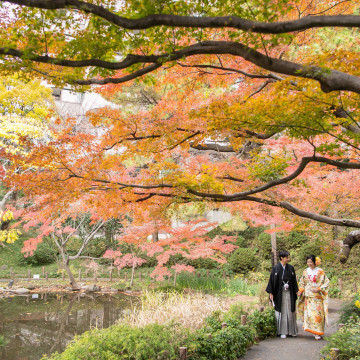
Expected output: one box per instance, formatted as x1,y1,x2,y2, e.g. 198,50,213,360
266,250,329,340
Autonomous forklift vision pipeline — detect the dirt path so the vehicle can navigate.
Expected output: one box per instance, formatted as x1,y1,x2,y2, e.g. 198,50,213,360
241,299,343,360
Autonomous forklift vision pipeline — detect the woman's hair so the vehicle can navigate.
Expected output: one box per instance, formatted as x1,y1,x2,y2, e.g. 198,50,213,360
306,255,316,264
278,250,290,260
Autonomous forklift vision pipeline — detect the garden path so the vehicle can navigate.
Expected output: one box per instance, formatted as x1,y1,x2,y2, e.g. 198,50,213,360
241,298,343,360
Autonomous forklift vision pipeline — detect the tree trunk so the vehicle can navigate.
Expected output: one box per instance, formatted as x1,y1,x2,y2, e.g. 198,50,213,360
62,257,80,290
129,262,136,287
152,230,159,242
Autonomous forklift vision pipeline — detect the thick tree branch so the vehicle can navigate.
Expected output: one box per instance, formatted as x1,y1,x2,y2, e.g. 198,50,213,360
3,40,360,93
187,156,360,200
339,230,360,263
3,1,360,34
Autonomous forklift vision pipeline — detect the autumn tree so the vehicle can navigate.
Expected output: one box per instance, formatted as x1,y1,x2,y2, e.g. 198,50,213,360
2,0,360,259
21,205,111,290
0,74,53,245
105,220,238,284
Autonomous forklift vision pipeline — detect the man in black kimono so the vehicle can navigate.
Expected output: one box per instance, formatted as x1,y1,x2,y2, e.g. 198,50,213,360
266,250,298,338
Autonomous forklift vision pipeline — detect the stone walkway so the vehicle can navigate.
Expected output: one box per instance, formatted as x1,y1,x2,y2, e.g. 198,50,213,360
241,299,343,360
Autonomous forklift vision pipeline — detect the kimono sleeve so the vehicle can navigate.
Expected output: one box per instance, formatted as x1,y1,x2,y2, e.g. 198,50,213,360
266,267,276,294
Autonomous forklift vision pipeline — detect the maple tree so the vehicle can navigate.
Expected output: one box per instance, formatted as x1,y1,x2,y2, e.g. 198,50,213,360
104,220,238,284
1,0,360,261
20,203,110,289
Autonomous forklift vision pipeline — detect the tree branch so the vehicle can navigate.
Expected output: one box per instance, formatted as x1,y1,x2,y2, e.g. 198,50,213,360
3,41,360,93
4,1,360,34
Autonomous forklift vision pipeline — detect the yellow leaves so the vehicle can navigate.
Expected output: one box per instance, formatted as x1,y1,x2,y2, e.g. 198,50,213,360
0,211,21,244
0,115,48,155
0,229,21,244
173,166,224,194
0,210,14,222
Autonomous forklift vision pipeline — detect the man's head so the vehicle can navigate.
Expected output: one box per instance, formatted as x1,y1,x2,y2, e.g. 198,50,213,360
279,250,290,265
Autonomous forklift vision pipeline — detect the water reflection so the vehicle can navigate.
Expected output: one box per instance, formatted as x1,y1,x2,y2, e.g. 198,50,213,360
0,292,137,360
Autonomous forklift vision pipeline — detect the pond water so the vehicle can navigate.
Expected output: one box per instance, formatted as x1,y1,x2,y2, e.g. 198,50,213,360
0,292,138,360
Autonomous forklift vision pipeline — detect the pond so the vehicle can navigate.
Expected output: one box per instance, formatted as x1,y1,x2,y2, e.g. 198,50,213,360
0,292,138,360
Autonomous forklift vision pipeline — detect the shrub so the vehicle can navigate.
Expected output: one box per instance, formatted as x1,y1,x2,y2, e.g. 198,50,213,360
186,257,219,269
18,237,57,266
322,315,360,360
235,235,248,247
295,241,322,266
339,292,360,324
42,323,188,360
255,233,272,259
228,248,258,274
188,308,276,359
283,231,308,249
247,308,277,340
188,314,255,360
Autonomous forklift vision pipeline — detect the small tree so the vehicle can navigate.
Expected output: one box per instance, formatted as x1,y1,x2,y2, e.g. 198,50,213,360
22,213,108,290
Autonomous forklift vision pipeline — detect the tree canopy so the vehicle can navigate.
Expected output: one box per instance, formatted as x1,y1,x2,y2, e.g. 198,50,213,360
1,0,360,259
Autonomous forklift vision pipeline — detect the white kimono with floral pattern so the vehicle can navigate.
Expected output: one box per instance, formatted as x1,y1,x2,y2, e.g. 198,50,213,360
298,267,329,336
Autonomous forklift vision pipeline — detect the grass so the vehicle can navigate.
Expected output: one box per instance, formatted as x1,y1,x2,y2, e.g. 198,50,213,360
120,290,257,329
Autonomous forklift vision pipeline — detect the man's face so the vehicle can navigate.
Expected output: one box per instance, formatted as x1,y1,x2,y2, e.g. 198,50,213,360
281,255,290,264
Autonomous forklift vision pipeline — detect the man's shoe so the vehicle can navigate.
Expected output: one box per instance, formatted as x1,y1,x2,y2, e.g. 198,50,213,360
280,335,287,339
291,334,298,337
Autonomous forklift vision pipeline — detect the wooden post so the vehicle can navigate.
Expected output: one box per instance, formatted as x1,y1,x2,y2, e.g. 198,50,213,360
270,223,277,267
27,269,31,281
45,271,48,281
338,279,343,291
78,269,82,281
42,266,45,277
109,268,113,282
330,348,340,360
259,306,265,312
179,347,187,360
223,271,226,280
124,272,127,282
353,282,357,293
139,272,142,281
206,270,209,278
94,270,97,282
241,315,247,326
62,271,65,281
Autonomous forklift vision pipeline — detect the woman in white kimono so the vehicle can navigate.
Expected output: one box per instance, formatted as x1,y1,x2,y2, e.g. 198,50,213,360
297,255,329,340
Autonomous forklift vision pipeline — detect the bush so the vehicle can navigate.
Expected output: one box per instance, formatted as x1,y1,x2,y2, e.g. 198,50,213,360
42,323,188,360
339,292,360,324
188,314,255,360
188,307,276,359
18,237,57,266
186,257,219,269
322,315,360,360
283,231,308,249
247,308,277,340
228,248,258,274
255,233,272,259
295,241,322,267
235,235,248,247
